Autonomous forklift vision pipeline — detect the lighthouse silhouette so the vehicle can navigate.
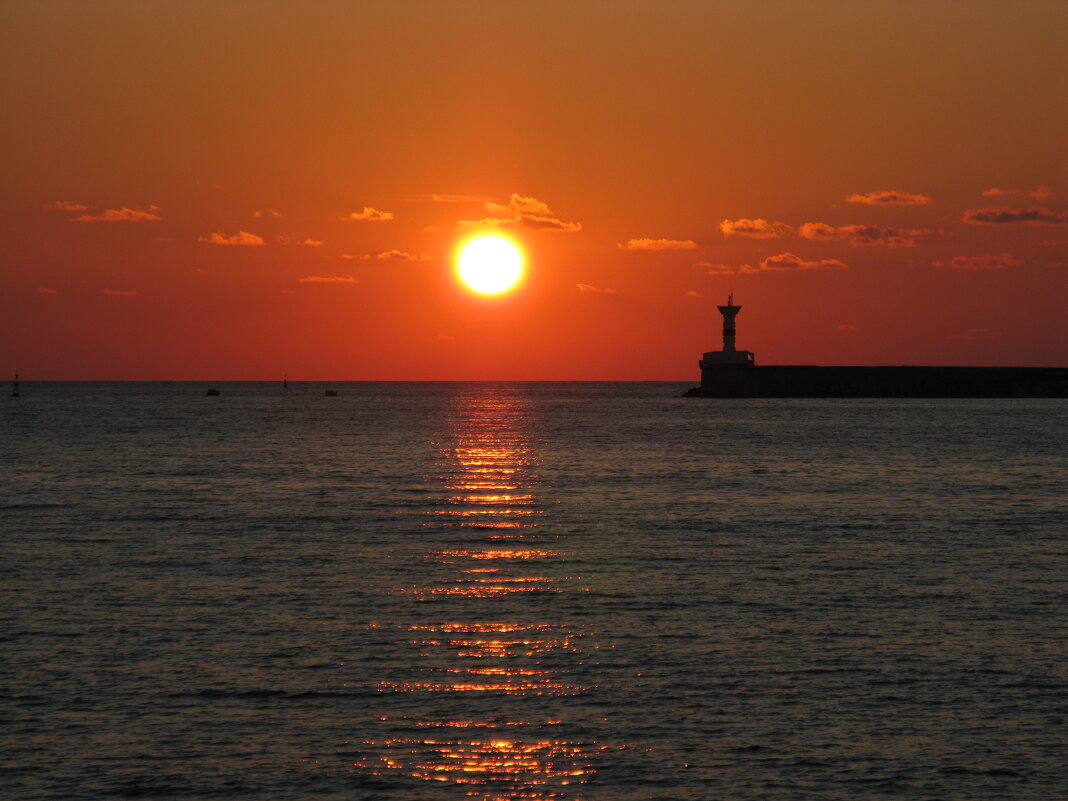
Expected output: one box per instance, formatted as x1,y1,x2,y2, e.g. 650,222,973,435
700,293,755,369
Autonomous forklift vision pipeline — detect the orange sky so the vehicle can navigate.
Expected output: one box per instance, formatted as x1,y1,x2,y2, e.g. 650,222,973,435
2,1,1066,379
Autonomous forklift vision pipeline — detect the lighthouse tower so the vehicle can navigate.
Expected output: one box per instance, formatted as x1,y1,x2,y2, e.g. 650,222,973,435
700,293,755,369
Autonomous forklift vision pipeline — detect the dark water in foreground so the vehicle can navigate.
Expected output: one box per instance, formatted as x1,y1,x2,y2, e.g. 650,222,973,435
2,382,1065,800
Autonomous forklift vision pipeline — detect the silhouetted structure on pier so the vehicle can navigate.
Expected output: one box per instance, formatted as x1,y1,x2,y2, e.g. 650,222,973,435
687,297,1068,398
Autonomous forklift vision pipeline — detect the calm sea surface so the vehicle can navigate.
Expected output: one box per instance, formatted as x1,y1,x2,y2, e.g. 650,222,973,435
2,382,1065,800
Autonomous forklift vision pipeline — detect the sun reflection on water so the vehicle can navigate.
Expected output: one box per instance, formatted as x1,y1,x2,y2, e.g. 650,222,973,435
360,387,598,798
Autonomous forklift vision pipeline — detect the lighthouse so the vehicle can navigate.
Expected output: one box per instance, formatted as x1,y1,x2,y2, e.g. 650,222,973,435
700,293,755,369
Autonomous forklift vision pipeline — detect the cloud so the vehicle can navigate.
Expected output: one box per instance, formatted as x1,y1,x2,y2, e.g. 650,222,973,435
618,238,697,251
103,289,138,296
719,218,794,238
47,200,161,221
837,324,858,332
759,252,849,271
983,186,1057,200
376,249,430,261
299,275,357,284
485,194,553,217
932,253,1025,270
253,209,281,218
962,206,1068,225
341,207,394,222
459,215,581,232
406,193,491,203
685,290,702,297
199,230,265,246
37,286,60,295
275,235,323,246
799,222,926,247
517,214,581,231
702,254,848,275
947,328,1002,341
700,262,752,275
576,283,617,294
459,194,581,232
845,190,931,206
76,206,161,222
338,253,371,260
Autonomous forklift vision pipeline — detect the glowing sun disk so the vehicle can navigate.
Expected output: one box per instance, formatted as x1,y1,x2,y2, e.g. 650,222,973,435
458,236,523,294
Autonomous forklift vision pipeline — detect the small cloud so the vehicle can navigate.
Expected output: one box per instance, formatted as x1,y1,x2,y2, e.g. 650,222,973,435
76,206,162,222
720,218,794,238
199,231,265,246
37,286,60,295
459,194,580,232
933,253,1025,270
700,262,751,275
485,194,553,217
338,253,371,260
799,222,927,247
962,206,1068,225
406,193,491,203
280,289,294,294
618,238,697,250
436,332,457,341
298,275,358,284
576,283,617,294
275,235,323,246
44,200,89,212
340,207,394,222
376,250,430,261
459,215,581,232
837,324,858,332
700,254,851,274
253,209,281,218
1030,185,1056,200
845,191,931,206
947,328,1002,341
685,290,702,297
982,187,1013,197
103,289,138,296
758,252,849,272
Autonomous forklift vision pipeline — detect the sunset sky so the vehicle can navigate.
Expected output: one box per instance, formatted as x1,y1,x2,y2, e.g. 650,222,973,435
2,1,1065,380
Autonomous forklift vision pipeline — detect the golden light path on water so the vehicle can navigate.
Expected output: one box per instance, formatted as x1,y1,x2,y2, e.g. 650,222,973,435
360,388,600,799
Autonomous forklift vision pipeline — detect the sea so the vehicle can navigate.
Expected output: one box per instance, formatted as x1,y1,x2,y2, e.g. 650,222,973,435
2,382,1065,801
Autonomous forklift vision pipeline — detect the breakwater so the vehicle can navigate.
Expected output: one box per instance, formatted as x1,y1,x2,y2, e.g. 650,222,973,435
687,365,1068,398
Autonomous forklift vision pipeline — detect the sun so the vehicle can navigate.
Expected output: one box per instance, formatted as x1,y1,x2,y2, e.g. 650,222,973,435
457,235,523,295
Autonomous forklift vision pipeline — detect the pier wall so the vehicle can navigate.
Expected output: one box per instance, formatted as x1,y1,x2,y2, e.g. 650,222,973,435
689,365,1068,398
